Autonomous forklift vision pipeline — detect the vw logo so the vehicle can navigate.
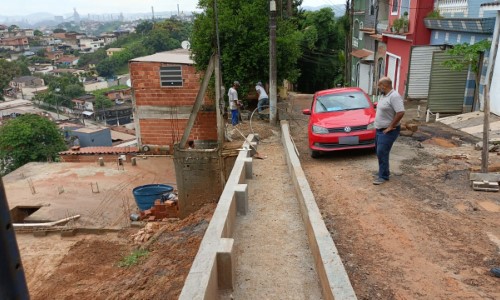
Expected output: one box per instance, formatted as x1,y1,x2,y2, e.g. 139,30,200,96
344,126,351,133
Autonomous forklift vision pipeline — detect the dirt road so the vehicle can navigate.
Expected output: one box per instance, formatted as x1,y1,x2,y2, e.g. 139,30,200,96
288,93,500,299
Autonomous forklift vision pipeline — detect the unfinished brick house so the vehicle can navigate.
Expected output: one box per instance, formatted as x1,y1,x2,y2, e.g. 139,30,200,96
129,49,217,152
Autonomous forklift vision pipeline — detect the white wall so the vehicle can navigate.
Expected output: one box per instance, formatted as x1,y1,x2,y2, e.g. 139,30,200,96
490,55,500,116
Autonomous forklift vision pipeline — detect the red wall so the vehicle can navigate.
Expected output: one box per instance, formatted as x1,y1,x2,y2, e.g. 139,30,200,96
386,38,412,95
130,62,217,149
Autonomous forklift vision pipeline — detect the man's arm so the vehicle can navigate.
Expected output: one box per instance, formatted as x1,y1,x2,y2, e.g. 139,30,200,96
383,111,405,134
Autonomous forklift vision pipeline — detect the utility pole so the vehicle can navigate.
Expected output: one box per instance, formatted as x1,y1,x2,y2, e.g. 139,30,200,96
346,0,354,86
269,0,277,125
372,1,380,96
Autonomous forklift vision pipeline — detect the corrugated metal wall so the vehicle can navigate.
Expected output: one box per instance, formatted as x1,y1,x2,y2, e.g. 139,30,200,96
406,46,441,99
427,51,469,113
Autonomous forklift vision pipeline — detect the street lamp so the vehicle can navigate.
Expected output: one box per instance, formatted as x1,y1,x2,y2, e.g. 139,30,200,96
54,88,60,120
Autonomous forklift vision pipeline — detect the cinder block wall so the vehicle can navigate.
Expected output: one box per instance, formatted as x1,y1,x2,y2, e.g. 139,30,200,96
130,62,218,149
59,154,135,163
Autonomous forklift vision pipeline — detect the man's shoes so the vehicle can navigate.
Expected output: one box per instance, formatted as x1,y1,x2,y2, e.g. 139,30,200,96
372,172,391,178
373,177,387,185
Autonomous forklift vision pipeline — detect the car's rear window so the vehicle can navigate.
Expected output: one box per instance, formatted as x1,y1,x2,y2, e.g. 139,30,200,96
314,91,370,113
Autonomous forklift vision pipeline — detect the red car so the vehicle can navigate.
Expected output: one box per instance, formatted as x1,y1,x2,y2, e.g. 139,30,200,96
302,87,376,158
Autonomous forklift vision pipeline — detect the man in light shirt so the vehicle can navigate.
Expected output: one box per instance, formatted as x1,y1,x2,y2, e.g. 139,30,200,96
228,81,241,126
373,77,405,185
256,81,269,120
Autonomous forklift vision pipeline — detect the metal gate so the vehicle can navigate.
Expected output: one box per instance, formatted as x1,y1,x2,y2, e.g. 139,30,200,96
406,46,441,99
427,51,468,113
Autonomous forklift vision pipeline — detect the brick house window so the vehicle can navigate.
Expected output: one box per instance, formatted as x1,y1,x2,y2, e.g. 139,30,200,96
160,66,183,87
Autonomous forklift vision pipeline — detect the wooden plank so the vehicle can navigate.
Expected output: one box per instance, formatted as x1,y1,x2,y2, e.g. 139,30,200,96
179,55,215,148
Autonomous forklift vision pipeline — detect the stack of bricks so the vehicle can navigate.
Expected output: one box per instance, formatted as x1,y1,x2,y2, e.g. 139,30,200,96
140,199,178,221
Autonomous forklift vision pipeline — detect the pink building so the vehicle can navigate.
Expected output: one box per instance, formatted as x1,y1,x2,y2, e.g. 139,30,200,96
382,0,433,94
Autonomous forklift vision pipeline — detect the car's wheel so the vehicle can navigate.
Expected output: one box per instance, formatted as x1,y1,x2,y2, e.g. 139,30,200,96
310,150,321,158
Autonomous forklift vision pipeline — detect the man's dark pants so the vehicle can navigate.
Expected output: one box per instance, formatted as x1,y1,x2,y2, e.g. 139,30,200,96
375,126,400,180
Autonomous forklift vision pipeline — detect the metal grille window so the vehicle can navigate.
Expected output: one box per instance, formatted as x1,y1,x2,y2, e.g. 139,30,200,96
160,66,183,87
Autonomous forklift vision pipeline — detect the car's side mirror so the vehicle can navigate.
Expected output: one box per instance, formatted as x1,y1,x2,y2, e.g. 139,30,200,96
373,102,378,108
302,109,311,115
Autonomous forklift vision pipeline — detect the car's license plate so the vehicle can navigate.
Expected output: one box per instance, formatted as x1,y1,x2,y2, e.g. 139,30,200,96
339,136,359,145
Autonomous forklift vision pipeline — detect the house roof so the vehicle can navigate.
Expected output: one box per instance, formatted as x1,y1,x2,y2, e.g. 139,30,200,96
481,1,500,10
57,55,78,63
12,76,40,83
73,94,96,102
351,49,374,59
59,146,139,155
130,48,193,64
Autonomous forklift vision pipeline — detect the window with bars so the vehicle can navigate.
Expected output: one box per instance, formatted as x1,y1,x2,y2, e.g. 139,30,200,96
160,65,183,87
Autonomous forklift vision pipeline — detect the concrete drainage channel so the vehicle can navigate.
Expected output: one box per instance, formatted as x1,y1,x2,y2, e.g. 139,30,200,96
179,123,356,299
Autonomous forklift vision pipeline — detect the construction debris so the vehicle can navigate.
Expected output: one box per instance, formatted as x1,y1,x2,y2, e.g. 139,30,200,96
472,181,499,192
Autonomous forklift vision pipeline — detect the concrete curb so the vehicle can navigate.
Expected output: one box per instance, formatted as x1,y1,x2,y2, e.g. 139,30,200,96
179,135,256,300
281,121,357,300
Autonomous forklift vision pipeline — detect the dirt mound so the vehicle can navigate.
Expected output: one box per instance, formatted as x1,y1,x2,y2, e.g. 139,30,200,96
29,203,216,299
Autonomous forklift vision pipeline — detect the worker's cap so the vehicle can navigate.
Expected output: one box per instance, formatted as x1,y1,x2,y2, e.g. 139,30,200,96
257,81,263,86
233,81,240,86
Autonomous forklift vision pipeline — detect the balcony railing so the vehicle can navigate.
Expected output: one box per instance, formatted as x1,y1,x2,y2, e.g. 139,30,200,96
437,0,468,16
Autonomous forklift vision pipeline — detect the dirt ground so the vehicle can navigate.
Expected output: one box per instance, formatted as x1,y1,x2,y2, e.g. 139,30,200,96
288,93,500,299
18,203,215,299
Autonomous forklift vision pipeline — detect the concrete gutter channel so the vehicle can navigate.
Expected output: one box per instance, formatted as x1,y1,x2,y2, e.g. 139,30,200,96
179,123,357,299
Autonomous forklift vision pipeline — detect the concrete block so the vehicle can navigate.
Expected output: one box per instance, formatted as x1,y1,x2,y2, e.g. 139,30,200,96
235,184,248,215
472,181,499,192
98,157,104,166
217,238,235,290
243,158,253,179
33,230,47,237
61,229,76,237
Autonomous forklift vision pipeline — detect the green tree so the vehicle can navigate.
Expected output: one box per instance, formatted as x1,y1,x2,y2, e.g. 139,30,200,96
0,114,67,175
34,29,43,36
191,0,303,97
136,20,154,35
94,94,114,111
296,8,347,92
444,40,492,107
8,25,19,32
53,28,66,33
0,59,30,100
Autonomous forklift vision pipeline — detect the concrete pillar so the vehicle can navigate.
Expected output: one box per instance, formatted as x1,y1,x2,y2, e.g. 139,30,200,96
217,238,235,290
243,158,252,180
235,184,248,215
98,157,104,166
131,157,137,166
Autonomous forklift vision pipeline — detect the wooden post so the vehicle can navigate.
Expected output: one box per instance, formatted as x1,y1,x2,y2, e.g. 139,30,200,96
481,84,490,173
179,54,216,149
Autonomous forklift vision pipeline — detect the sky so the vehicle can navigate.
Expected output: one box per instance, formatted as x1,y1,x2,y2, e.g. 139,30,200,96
1,0,345,16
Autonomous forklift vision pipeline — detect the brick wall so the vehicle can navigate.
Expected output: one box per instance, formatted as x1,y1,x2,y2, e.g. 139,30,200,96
130,61,217,147
59,154,135,163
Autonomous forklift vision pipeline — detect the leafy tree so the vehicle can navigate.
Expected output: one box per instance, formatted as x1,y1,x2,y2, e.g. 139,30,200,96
136,20,154,35
64,84,85,99
53,28,66,33
96,59,117,78
191,0,303,97
0,114,66,175
444,40,492,106
296,8,347,92
143,27,180,53
0,59,30,100
94,94,114,110
8,25,19,32
34,29,43,37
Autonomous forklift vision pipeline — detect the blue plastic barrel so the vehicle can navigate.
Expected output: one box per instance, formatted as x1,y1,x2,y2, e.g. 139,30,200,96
132,184,174,211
